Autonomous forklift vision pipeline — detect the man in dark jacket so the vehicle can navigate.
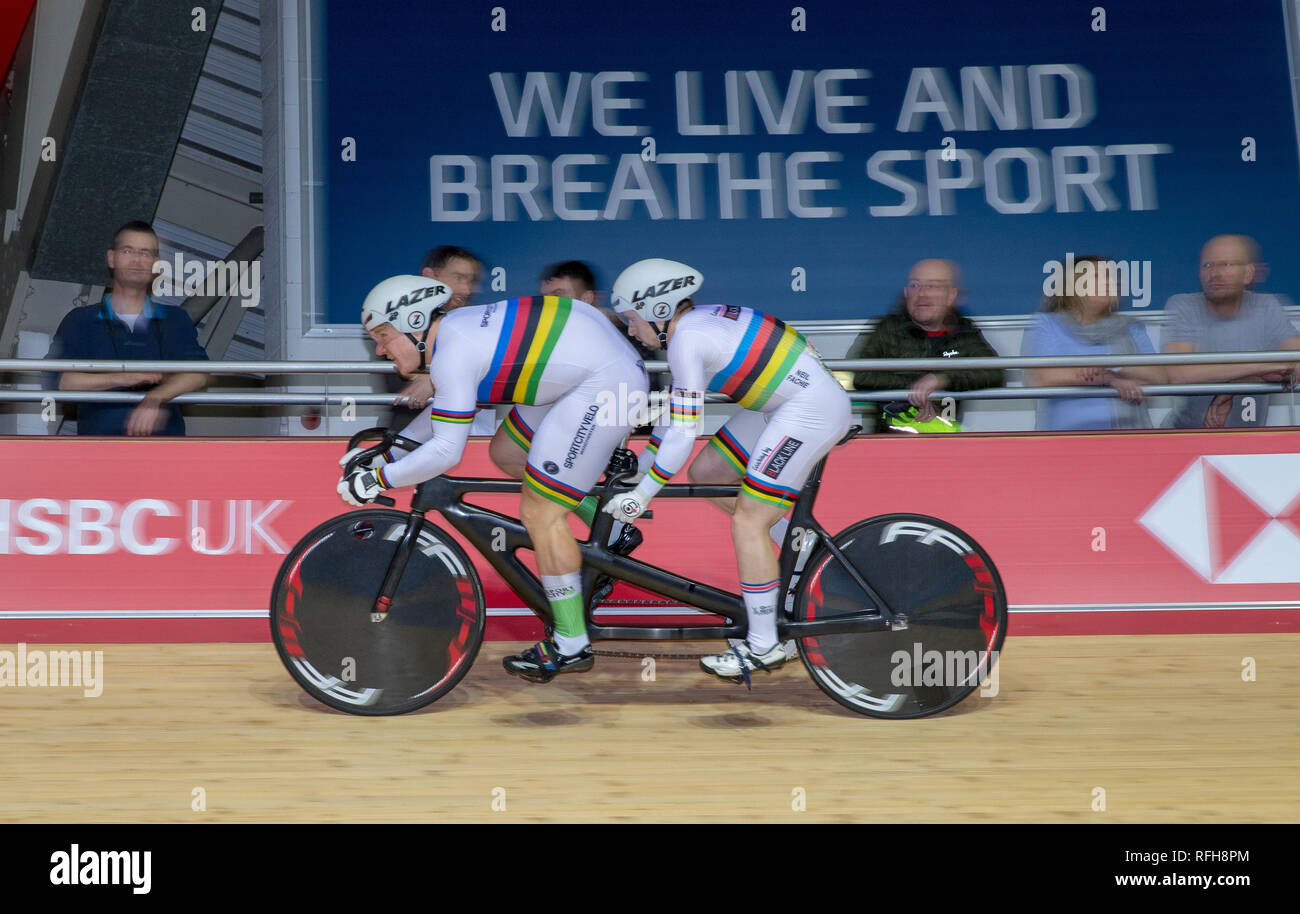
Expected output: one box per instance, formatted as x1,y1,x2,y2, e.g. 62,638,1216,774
46,221,209,435
846,259,1004,431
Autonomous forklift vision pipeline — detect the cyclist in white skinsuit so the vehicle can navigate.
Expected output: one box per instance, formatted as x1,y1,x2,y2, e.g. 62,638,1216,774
339,275,648,682
601,260,852,681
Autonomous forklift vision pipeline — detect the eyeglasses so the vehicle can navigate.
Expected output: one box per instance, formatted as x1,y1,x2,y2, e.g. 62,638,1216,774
116,246,159,260
1200,261,1246,271
906,281,952,293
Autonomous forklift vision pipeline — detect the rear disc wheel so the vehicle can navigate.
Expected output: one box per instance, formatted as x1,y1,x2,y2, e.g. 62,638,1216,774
793,513,1007,719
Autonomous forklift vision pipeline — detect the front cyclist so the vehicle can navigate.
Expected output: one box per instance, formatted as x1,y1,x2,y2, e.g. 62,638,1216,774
340,275,648,681
601,259,852,682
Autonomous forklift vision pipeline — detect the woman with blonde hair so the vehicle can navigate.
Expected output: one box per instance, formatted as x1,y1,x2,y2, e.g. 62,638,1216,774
1023,255,1166,430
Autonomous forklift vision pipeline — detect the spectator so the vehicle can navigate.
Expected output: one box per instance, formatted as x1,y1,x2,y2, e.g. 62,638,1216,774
1024,254,1166,430
45,220,208,435
541,259,665,397
1163,235,1300,428
386,245,484,426
539,259,599,307
845,259,1004,431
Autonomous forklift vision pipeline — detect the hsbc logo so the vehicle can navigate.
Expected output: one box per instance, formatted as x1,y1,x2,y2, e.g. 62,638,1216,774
1139,454,1300,583
0,498,289,555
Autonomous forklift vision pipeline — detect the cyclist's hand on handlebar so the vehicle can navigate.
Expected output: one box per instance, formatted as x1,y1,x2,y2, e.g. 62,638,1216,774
603,489,652,523
338,467,386,507
338,446,389,472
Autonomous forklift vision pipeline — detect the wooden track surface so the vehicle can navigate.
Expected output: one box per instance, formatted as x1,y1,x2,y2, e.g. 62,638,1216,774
2,634,1296,822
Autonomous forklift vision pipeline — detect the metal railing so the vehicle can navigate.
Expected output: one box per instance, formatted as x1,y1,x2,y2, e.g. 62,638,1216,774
0,349,1296,406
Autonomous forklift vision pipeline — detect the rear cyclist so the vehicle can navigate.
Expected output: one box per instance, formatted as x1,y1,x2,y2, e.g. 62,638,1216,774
602,259,852,682
339,275,649,681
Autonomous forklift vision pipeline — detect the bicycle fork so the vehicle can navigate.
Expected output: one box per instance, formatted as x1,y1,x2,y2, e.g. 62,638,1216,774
369,508,428,622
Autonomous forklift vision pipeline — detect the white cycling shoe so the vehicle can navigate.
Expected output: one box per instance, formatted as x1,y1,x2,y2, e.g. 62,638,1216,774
702,641,792,683
728,638,798,661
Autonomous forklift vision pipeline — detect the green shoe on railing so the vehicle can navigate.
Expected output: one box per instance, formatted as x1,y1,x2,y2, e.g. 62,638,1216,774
883,404,962,433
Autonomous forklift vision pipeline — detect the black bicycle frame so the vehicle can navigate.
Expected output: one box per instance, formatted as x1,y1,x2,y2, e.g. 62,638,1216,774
383,450,901,642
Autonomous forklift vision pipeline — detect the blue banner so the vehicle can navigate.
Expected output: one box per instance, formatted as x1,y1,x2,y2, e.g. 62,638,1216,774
323,0,1300,323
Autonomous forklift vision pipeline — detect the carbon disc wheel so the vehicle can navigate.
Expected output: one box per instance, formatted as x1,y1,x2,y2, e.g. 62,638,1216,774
793,513,1008,719
270,509,485,715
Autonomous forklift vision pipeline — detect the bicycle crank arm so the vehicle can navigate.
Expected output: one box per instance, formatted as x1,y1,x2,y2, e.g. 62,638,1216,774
780,611,902,638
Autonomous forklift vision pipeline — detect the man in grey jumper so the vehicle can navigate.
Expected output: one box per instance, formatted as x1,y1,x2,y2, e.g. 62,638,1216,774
1163,235,1300,427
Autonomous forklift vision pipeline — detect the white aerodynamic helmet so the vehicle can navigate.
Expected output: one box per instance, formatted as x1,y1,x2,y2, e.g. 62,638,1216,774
359,274,453,335
610,259,703,324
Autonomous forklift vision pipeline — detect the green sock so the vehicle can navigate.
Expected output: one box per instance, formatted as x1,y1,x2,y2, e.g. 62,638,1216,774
541,571,588,646
574,495,598,526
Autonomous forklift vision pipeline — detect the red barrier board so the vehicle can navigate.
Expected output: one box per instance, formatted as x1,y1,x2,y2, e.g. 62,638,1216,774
1,429,1297,641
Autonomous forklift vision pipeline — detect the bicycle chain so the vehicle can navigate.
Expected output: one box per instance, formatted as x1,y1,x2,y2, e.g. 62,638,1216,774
589,600,715,659
587,600,797,659
589,648,715,660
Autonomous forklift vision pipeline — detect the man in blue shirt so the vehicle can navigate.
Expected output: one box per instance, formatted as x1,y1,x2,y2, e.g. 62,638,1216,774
45,221,209,435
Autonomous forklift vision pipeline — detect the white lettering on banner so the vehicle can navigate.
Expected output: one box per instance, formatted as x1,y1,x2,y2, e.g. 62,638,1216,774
925,148,981,216
121,499,178,555
491,155,551,221
0,499,284,555
68,500,115,554
189,499,289,555
813,69,872,134
439,64,1170,221
245,500,289,554
676,70,725,135
17,498,62,554
747,69,814,134
960,66,1027,131
657,153,714,219
604,154,672,220
591,71,649,137
983,147,1050,214
430,155,485,222
894,64,1096,131
489,71,591,137
434,142,1172,220
786,151,846,218
553,154,608,220
189,500,238,555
